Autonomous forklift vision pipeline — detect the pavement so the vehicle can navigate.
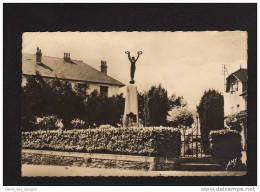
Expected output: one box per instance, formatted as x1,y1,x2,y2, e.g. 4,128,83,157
22,164,247,177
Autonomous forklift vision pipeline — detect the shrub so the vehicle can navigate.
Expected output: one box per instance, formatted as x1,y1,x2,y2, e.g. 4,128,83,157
167,107,194,128
225,110,247,132
22,127,181,157
21,116,37,132
71,118,87,129
35,116,63,130
209,129,242,159
84,91,125,127
225,115,242,132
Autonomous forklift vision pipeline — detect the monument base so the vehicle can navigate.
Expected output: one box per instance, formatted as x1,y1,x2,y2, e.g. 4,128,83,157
123,84,138,127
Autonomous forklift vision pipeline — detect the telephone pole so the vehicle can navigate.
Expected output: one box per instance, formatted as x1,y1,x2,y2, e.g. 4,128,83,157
222,64,228,90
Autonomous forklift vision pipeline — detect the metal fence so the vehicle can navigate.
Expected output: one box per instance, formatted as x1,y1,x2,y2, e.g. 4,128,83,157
180,133,207,158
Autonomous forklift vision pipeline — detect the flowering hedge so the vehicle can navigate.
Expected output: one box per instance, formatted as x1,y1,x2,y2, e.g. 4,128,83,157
22,127,181,157
209,129,242,158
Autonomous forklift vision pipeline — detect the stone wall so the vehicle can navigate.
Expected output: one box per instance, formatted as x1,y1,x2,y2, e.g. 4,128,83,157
22,149,153,171
22,149,237,171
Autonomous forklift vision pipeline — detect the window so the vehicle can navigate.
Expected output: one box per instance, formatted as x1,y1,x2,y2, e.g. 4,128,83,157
73,82,88,95
230,83,234,94
100,86,108,97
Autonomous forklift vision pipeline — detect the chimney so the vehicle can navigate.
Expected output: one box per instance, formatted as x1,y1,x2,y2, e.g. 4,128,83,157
64,52,71,62
101,60,107,75
36,47,42,64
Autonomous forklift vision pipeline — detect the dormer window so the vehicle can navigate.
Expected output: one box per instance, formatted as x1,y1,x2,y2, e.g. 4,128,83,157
230,81,239,94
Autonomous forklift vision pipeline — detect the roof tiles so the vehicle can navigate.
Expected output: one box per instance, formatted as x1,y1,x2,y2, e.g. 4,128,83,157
22,53,125,87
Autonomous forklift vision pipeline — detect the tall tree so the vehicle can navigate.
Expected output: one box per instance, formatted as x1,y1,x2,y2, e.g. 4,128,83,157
21,72,56,131
138,87,187,127
84,90,125,127
147,84,169,126
50,79,86,129
138,92,150,126
197,89,224,153
22,72,87,130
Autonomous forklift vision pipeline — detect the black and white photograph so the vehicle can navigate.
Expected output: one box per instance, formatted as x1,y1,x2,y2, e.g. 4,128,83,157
21,31,248,177
3,3,257,189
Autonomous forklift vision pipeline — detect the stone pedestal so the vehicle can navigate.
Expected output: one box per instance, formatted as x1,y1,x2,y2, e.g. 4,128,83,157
123,85,138,127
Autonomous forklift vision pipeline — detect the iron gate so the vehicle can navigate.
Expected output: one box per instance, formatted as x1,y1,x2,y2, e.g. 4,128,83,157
181,133,207,158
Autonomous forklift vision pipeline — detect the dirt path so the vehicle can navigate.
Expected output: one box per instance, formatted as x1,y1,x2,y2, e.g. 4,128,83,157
22,164,246,177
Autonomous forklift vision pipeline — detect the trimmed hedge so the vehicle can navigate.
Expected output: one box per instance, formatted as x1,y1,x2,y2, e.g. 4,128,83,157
209,129,242,159
22,127,181,157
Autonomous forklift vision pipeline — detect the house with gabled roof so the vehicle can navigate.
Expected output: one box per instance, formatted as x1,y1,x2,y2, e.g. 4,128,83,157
225,67,247,115
22,48,125,97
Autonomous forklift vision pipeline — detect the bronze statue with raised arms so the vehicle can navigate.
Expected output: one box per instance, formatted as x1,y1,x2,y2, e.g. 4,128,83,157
125,51,143,84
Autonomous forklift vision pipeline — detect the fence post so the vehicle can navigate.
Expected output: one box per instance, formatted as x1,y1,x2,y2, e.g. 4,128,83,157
191,133,193,157
183,131,185,157
196,134,198,158
200,135,202,158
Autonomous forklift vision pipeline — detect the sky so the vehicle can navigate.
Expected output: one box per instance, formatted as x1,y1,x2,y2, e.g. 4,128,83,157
22,31,247,110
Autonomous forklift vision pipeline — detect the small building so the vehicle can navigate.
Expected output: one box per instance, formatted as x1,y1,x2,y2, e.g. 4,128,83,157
22,48,125,97
225,67,248,153
224,68,247,116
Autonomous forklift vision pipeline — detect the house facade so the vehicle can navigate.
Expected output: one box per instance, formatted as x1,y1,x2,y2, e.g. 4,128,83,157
22,48,125,96
224,68,247,116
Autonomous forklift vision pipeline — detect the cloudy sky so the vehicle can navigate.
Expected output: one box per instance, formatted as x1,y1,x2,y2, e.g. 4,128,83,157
22,31,247,110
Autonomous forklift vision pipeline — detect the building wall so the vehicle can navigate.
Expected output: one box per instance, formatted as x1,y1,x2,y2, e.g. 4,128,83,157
22,76,27,87
224,81,246,116
87,83,121,97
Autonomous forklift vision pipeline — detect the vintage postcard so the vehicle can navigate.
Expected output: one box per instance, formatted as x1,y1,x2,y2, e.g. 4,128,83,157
21,31,247,177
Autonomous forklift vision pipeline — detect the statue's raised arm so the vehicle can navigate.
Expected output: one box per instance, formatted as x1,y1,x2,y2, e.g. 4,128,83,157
135,51,143,62
125,51,131,62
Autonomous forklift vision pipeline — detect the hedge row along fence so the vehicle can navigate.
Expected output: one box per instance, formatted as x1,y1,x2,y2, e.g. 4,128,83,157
22,127,181,157
209,129,242,159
